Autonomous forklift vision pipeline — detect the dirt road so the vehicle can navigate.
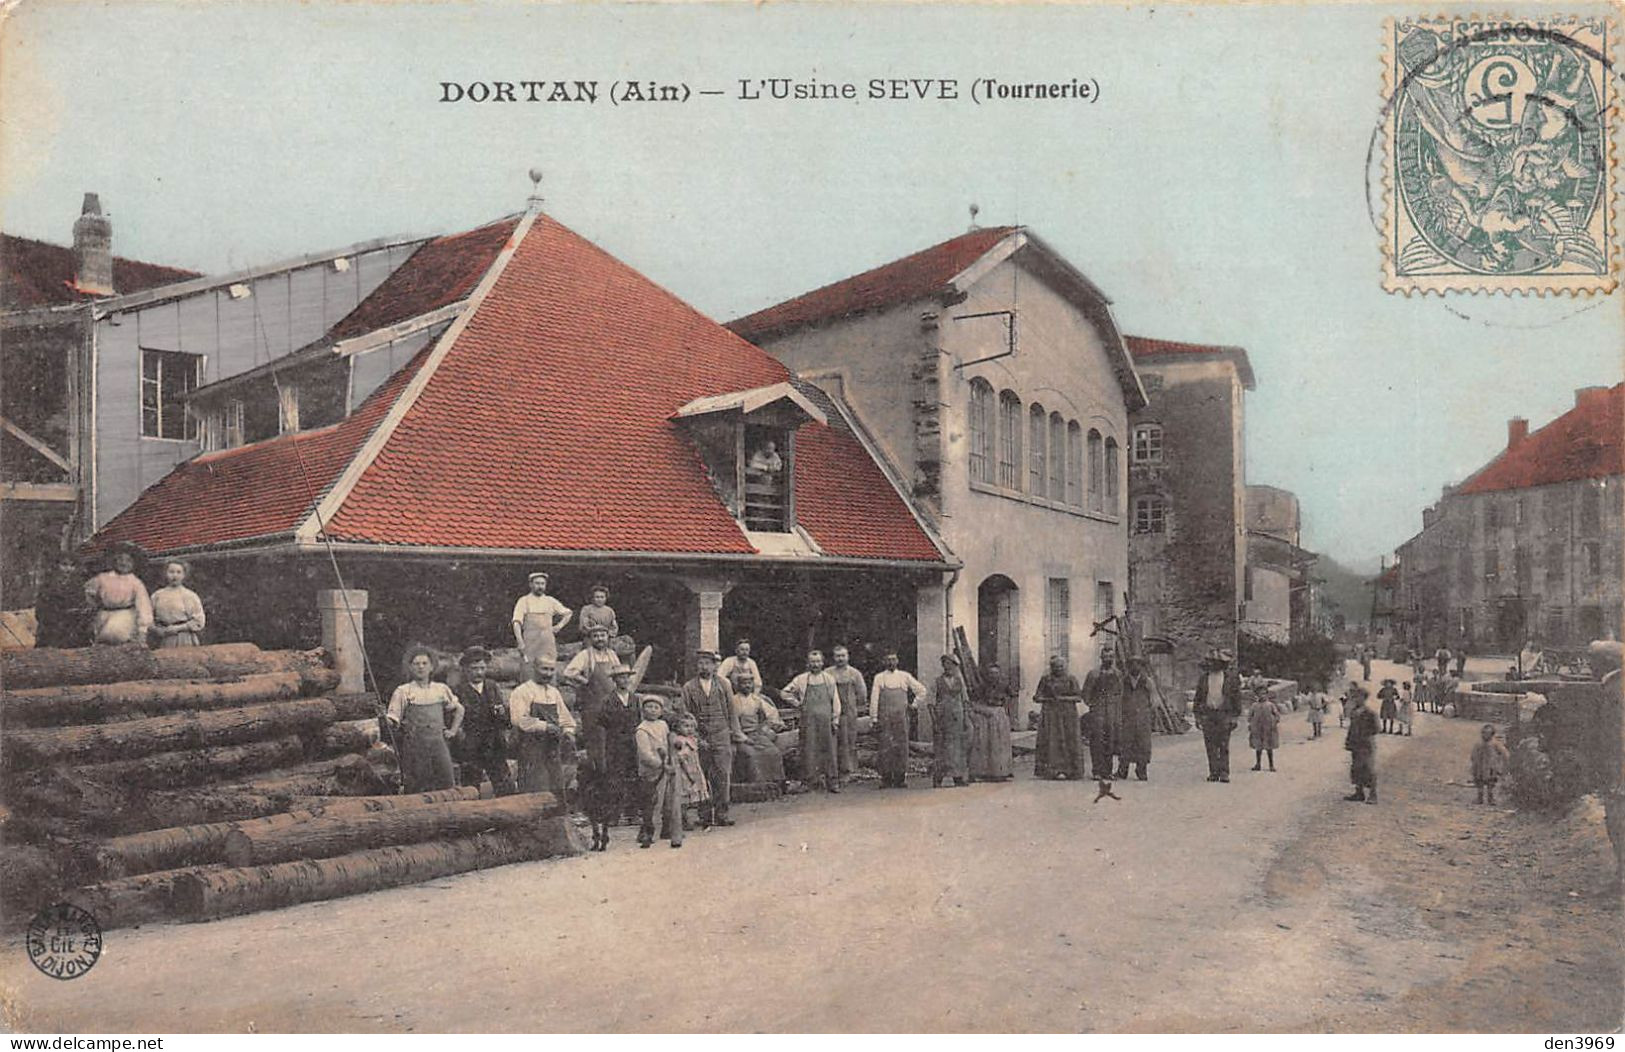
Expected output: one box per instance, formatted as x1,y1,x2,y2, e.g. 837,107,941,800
4,659,1619,1032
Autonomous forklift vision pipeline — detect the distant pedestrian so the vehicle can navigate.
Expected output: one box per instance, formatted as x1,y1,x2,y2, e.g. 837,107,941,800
1399,682,1416,736
1344,692,1379,803
829,645,867,783
782,650,840,794
1248,692,1280,771
1194,648,1243,783
511,571,571,674
1306,691,1328,739
1435,645,1452,676
577,583,620,640
869,650,927,789
929,654,971,788
84,542,152,646
1361,647,1373,682
1453,646,1468,679
1085,650,1123,789
1470,723,1509,805
1378,678,1400,734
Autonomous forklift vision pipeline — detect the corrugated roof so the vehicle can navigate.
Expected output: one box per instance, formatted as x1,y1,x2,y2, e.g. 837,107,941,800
1,233,200,311
1457,384,1623,495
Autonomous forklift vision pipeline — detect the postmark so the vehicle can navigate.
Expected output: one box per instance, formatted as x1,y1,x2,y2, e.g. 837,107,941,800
26,902,103,981
1382,16,1617,294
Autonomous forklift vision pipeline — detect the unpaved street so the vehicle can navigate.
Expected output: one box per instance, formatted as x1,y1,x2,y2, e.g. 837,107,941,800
4,660,1619,1033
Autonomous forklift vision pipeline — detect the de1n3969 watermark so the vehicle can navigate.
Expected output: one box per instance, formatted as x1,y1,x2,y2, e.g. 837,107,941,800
26,902,103,980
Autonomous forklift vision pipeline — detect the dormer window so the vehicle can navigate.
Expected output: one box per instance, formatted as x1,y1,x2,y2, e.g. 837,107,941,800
673,382,827,535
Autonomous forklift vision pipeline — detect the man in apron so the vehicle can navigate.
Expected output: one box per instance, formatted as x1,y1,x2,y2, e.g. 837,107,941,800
677,650,745,824
829,645,868,782
869,650,927,788
782,650,842,793
508,658,575,795
511,571,572,676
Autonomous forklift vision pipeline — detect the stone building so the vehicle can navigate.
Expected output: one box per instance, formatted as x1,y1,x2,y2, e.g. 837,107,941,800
1243,484,1319,644
1122,336,1255,690
1393,384,1624,653
731,225,1147,726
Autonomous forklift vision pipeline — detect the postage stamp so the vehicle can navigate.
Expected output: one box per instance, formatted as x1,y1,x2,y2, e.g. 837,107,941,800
1382,15,1617,294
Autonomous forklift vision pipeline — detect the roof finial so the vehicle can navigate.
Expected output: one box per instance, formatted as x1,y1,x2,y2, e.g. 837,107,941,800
526,167,544,212
968,202,981,231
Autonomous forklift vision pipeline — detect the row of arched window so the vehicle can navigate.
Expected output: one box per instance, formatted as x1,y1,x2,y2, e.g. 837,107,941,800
967,379,1120,514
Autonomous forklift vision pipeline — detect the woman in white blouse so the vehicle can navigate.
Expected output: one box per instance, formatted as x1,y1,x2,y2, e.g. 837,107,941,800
149,560,206,648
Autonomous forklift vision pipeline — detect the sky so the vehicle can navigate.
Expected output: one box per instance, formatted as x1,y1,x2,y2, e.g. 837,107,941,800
2,0,1620,569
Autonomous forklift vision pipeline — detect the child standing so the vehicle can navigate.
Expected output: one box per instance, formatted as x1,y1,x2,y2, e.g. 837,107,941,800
1470,723,1510,804
1249,692,1281,772
1399,682,1416,736
1306,691,1328,739
635,697,682,849
671,713,711,835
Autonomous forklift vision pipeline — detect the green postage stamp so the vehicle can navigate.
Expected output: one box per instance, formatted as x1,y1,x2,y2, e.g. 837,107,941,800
1383,15,1617,294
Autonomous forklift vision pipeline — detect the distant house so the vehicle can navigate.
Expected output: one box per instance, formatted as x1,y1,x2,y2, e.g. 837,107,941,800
1394,385,1624,652
732,225,1146,725
91,205,953,687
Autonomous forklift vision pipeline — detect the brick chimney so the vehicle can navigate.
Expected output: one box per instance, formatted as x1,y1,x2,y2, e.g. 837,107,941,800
71,193,113,295
1507,417,1529,449
1575,386,1609,410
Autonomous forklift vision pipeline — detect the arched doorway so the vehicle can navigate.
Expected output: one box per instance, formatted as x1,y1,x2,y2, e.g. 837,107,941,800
977,574,1020,686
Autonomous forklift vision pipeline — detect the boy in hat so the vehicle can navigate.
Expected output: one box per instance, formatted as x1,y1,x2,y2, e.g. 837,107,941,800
1193,648,1243,782
452,646,516,797
635,696,682,848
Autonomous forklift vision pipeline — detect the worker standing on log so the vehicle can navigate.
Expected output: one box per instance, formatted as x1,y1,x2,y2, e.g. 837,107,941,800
829,645,867,784
869,650,926,789
678,649,745,824
386,646,464,793
717,639,762,690
453,646,516,797
84,542,153,646
148,560,206,649
509,658,575,797
511,571,571,675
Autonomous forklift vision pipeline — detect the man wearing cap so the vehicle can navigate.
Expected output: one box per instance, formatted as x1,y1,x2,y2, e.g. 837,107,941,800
452,646,516,797
563,624,622,714
1193,648,1243,783
509,657,576,795
781,650,842,793
677,650,745,824
579,660,640,840
512,572,572,674
829,645,868,782
717,640,763,696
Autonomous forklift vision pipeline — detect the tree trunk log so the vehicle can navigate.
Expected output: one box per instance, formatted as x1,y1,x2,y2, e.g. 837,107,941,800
66,864,224,930
220,753,392,798
1,643,332,691
329,693,384,721
5,699,337,770
107,790,294,836
222,792,561,867
316,718,381,756
179,819,580,920
93,787,481,878
59,736,307,790
0,672,326,728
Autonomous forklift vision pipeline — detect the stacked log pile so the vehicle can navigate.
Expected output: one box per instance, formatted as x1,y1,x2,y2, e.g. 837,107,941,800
2,642,578,930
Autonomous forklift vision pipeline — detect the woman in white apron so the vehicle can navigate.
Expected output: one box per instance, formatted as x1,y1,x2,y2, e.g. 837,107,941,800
510,571,571,674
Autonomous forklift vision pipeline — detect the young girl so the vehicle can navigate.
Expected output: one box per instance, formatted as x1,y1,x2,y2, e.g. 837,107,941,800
1399,682,1416,737
1470,723,1510,805
634,697,679,849
385,646,464,793
671,713,711,833
1248,691,1281,772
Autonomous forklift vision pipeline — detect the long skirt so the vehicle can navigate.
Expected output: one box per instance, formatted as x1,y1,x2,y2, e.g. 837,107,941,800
799,710,838,787
1350,747,1376,788
967,705,1013,781
155,628,201,648
875,691,911,785
932,701,969,782
1119,697,1153,765
735,729,786,784
1035,702,1085,779
92,608,141,646
399,702,456,793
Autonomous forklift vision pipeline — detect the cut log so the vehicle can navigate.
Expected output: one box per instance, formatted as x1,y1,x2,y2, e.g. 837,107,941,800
329,692,384,721
59,735,306,790
315,718,381,756
1,643,332,691
110,790,295,836
222,791,561,867
0,672,325,727
66,864,224,930
222,752,393,797
178,820,580,920
92,787,481,877
5,699,337,769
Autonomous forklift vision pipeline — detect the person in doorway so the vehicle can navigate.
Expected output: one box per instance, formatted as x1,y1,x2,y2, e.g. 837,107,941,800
1084,649,1123,791
829,645,868,782
869,650,928,788
1034,655,1087,780
1117,655,1155,781
385,646,463,793
635,697,681,849
84,542,153,646
930,654,971,787
1249,690,1281,772
577,584,619,640
148,560,205,648
967,671,1014,782
511,572,572,675
452,646,516,797
1377,678,1400,734
1194,648,1243,783
781,650,841,793
983,661,1018,731
677,650,745,823
33,553,87,650
1345,689,1380,803
730,669,787,787
717,639,763,691
576,660,638,850
508,657,576,797
1470,723,1509,805
746,440,783,476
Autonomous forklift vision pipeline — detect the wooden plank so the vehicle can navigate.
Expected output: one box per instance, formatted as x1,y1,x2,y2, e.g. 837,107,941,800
0,482,77,502
0,415,71,473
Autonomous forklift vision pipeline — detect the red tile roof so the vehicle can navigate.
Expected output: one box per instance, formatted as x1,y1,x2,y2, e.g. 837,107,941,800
94,214,946,565
327,216,519,341
728,226,1018,340
1457,384,1623,496
1,233,200,311
1124,334,1256,390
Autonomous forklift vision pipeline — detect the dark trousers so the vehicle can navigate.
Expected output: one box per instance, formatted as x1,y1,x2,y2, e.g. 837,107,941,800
637,774,683,844
699,739,733,819
1200,719,1233,778
458,742,515,797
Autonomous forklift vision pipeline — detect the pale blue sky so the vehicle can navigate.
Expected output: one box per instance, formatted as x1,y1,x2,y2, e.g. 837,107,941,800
3,1,1619,567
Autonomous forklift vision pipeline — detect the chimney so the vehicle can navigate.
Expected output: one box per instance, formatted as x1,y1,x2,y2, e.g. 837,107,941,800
71,193,113,295
1575,386,1609,410
1507,417,1529,449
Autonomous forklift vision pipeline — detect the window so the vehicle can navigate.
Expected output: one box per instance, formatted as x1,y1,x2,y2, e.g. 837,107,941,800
742,423,792,532
1515,498,1526,526
1132,423,1163,463
1515,548,1531,592
1086,428,1104,512
1104,438,1120,514
1484,501,1500,531
1546,610,1567,643
1049,413,1065,500
1134,496,1167,534
1584,542,1602,577
1457,550,1474,589
1094,581,1114,626
997,390,1022,491
1066,421,1084,506
1244,565,1255,602
1046,578,1071,662
140,349,201,439
967,379,993,484
1028,404,1047,496
1581,487,1602,535
1546,543,1566,583
1483,547,1500,584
